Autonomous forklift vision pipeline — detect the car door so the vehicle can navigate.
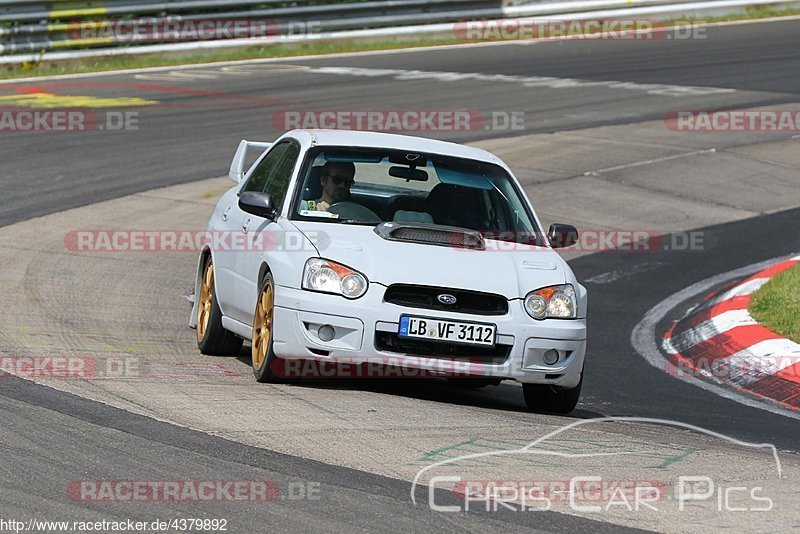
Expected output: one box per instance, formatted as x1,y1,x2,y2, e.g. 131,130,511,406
231,139,301,324
206,184,246,322
213,142,290,321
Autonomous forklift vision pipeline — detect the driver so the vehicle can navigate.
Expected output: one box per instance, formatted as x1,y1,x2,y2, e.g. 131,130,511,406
305,161,355,212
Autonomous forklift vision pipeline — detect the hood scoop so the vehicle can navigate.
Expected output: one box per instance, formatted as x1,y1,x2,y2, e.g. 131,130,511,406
374,222,485,250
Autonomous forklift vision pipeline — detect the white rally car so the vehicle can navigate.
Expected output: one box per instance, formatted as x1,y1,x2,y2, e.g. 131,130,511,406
190,129,587,413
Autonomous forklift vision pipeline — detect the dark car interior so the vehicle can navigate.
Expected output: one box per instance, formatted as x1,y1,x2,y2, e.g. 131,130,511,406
298,161,539,243
301,165,490,227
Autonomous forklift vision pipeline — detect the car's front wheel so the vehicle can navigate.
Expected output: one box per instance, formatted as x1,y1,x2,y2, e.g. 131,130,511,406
522,374,582,414
197,257,243,356
251,273,280,383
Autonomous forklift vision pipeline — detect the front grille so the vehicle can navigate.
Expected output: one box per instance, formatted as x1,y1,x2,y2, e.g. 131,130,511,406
384,284,509,316
375,332,511,364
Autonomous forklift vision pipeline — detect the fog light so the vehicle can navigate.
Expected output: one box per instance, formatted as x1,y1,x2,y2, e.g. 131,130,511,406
543,349,559,365
318,324,335,342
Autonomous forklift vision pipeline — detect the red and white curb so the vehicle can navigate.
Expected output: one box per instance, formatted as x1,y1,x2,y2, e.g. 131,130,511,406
663,256,800,410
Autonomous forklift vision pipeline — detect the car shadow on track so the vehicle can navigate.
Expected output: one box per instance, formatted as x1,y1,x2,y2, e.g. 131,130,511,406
229,349,602,419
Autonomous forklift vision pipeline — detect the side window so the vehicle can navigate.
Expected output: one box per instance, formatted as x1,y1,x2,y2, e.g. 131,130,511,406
265,143,300,208
241,142,290,194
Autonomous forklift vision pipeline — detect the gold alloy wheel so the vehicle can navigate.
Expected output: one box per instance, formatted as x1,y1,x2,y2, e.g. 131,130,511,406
197,260,214,342
252,279,274,370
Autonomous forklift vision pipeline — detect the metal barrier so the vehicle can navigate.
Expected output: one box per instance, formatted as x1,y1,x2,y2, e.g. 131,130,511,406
0,0,500,55
0,0,796,62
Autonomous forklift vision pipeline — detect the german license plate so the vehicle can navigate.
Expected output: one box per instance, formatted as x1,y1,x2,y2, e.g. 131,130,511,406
398,315,496,346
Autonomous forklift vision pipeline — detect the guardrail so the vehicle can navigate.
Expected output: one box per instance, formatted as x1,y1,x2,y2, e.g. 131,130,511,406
3,0,499,55
0,0,797,63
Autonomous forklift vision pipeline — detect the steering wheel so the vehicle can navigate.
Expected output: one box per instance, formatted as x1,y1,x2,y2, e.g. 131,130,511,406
327,201,382,223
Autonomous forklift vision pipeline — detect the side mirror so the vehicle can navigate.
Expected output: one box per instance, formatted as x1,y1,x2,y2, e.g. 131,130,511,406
239,191,278,220
229,140,272,183
547,223,578,249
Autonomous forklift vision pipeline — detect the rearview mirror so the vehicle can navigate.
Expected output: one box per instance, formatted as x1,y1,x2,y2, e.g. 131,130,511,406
389,166,428,181
238,191,277,220
547,224,579,249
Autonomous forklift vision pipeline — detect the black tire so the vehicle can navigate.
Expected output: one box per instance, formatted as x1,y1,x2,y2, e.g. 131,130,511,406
251,273,280,383
197,256,243,356
522,374,582,414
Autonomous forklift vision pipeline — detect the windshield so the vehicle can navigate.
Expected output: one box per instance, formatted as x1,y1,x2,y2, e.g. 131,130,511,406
292,146,541,243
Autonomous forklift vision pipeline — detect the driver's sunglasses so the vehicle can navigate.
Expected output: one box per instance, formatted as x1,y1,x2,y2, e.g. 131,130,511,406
327,174,354,186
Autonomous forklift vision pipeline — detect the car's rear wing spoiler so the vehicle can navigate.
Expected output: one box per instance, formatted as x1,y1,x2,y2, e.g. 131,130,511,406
229,140,272,183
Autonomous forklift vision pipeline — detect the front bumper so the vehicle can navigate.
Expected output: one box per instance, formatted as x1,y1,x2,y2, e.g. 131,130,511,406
272,284,586,387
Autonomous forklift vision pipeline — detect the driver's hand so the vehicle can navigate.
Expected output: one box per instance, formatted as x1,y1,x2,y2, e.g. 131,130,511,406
316,201,330,212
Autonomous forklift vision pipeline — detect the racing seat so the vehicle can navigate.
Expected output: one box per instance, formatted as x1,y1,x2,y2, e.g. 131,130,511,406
390,193,433,223
426,183,488,230
393,210,434,224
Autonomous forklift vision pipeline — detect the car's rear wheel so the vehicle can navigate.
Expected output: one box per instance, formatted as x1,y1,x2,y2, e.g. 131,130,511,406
197,257,243,356
522,375,582,414
252,273,280,383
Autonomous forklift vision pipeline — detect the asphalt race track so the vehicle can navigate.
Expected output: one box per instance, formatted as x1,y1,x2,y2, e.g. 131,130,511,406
1,18,799,532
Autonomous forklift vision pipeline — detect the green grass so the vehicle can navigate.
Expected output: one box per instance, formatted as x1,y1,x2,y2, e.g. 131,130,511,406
706,4,800,21
750,264,800,343
2,6,799,80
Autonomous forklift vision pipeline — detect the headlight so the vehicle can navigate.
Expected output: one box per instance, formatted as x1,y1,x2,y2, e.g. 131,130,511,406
302,258,368,299
524,284,577,320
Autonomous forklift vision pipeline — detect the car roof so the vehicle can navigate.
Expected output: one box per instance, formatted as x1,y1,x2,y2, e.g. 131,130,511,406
283,129,502,165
